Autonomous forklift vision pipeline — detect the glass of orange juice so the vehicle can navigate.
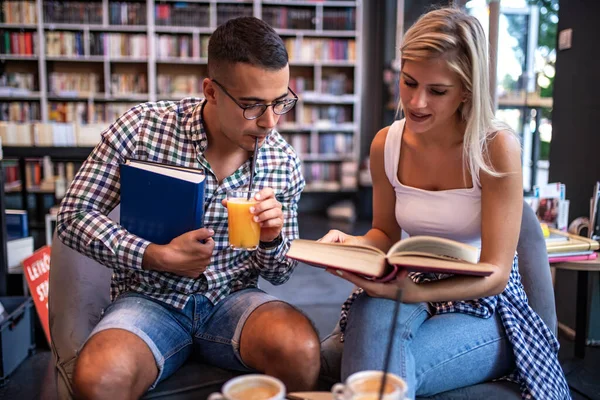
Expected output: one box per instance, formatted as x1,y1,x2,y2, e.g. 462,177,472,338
227,190,261,251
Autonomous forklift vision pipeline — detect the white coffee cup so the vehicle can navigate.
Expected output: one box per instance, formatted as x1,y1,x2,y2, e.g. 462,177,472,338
208,374,286,400
332,370,408,400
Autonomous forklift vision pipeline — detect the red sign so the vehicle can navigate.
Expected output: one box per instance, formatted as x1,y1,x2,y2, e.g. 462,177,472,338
21,245,51,344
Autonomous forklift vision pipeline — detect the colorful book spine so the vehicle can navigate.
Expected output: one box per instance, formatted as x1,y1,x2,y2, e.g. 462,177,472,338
549,252,598,264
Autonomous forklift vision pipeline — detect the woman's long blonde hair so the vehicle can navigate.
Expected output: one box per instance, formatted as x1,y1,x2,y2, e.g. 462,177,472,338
399,7,515,178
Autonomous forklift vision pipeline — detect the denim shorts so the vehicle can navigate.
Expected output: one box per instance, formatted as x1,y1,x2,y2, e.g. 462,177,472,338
85,288,279,389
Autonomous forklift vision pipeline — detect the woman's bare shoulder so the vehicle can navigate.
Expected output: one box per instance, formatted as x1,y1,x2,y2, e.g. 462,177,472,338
371,126,391,155
487,129,522,160
484,129,522,176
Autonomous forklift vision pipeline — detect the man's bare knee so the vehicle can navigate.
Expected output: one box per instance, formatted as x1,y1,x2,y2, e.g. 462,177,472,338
240,302,320,391
72,329,157,400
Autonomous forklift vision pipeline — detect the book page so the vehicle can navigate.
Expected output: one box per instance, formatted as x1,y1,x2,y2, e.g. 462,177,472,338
385,255,494,276
387,236,479,264
287,239,389,277
126,160,205,183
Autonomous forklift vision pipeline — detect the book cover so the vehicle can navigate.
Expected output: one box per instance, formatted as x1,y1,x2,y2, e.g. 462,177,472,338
591,182,600,240
287,236,493,280
5,209,28,240
120,159,205,245
21,246,51,344
533,182,567,230
548,252,598,264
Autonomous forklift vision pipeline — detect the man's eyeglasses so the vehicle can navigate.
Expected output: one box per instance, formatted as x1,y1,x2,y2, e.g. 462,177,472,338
211,79,298,120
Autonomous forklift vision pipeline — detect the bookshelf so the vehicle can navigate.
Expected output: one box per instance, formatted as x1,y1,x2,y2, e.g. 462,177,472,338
0,143,8,296
0,0,363,194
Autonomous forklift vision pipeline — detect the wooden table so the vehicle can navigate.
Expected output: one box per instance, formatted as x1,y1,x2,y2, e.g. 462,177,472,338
288,392,332,400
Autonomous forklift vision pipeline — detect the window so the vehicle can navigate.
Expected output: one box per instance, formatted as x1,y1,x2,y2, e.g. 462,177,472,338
466,0,558,192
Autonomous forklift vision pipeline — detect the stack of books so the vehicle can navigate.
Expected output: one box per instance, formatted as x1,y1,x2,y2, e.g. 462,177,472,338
545,228,599,263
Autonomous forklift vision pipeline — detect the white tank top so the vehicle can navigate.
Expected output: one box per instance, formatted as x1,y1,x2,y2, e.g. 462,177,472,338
384,119,482,249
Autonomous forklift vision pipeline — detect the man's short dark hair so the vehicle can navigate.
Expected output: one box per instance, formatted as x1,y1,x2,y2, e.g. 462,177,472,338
208,17,289,79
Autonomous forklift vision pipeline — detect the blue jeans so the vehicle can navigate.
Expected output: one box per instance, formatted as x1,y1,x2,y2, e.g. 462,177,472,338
342,293,515,399
85,288,279,389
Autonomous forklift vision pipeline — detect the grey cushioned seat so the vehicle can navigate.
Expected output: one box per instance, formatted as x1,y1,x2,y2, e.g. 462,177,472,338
49,205,241,399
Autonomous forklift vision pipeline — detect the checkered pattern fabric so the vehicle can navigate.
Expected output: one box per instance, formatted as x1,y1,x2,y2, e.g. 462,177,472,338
57,98,305,308
339,256,571,399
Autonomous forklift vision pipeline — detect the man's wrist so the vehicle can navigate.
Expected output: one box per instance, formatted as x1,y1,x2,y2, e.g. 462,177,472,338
143,243,166,271
259,234,283,249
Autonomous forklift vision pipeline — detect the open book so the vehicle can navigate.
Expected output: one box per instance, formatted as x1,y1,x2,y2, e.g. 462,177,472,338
287,236,493,281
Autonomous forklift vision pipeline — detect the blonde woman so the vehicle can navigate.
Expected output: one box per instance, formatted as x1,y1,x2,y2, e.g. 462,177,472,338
319,8,570,399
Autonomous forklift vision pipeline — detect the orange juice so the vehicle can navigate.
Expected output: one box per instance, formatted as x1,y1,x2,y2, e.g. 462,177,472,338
227,198,261,250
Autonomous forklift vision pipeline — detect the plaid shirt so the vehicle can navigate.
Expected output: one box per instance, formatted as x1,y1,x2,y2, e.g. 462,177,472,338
340,260,571,399
57,98,305,309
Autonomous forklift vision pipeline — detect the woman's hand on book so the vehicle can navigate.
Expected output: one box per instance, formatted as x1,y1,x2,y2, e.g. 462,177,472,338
318,229,360,244
326,268,422,302
143,228,215,278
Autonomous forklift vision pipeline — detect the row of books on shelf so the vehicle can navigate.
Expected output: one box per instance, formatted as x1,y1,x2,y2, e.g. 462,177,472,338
0,75,352,101
45,31,94,58
280,132,353,156
288,75,352,96
4,156,76,194
4,159,44,191
0,102,147,124
109,2,146,26
155,3,209,27
285,38,356,62
0,73,36,93
0,121,106,146
46,32,149,58
321,8,357,31
111,74,148,96
1,1,37,24
49,73,100,95
43,1,102,25
216,5,252,26
1,34,357,62
321,73,352,96
302,161,357,191
157,75,204,98
0,121,357,151
2,73,203,98
2,99,354,124
156,35,201,60
47,102,136,124
301,105,352,125
263,7,316,30
0,102,41,122
7,1,357,29
0,31,36,56
263,7,356,31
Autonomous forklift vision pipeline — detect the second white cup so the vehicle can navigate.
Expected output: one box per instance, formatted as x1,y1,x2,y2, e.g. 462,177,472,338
332,370,407,400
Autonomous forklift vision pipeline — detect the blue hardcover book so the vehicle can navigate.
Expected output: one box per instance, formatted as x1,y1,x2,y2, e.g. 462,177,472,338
5,210,28,240
120,159,206,245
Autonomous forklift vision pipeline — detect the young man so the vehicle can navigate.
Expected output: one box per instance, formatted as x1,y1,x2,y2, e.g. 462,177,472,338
57,17,319,399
